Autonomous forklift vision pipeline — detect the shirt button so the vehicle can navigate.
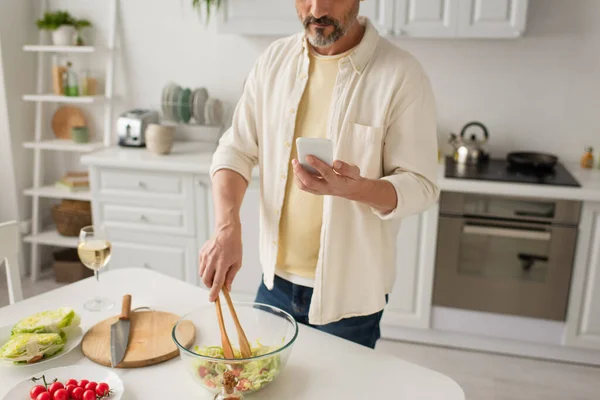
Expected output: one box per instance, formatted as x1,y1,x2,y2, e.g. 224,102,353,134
280,174,287,180
284,141,291,148
272,240,277,246
299,73,307,80
289,108,295,114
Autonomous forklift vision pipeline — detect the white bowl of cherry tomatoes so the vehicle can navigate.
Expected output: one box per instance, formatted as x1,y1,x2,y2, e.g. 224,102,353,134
3,365,124,400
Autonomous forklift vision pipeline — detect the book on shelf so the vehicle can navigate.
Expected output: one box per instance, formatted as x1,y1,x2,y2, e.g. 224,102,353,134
54,171,89,192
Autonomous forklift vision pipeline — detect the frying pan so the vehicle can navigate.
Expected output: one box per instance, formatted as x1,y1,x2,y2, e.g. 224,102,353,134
506,152,558,171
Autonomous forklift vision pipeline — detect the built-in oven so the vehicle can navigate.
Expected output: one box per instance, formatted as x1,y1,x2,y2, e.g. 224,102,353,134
433,192,581,321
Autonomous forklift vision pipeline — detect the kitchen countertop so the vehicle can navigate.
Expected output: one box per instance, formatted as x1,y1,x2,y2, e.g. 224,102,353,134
0,268,465,400
82,144,600,202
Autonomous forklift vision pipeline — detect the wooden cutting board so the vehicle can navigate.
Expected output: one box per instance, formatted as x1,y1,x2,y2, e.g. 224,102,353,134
82,310,196,368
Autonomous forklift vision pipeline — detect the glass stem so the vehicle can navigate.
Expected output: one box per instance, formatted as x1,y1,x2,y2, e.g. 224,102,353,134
95,269,99,283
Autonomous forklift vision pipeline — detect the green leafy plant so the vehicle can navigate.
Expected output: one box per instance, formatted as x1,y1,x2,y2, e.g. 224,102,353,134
36,10,92,32
192,0,222,23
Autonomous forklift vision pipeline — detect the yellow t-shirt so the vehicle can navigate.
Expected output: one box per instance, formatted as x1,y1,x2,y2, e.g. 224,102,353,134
276,48,353,280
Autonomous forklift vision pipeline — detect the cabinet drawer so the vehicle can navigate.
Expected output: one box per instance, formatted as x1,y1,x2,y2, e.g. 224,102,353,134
101,203,193,235
98,169,191,198
109,241,186,281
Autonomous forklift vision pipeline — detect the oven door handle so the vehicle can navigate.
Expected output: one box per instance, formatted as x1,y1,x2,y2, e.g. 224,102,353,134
463,225,551,241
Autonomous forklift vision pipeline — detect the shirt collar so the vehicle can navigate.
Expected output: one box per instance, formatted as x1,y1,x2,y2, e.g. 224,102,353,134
299,16,379,74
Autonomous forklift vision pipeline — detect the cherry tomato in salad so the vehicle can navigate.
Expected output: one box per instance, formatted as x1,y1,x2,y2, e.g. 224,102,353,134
30,385,46,399
65,379,78,387
66,385,77,397
96,382,110,396
198,366,209,378
71,387,84,400
205,380,216,388
77,380,89,388
36,393,51,400
82,389,96,400
84,382,97,391
236,378,251,392
48,382,64,395
52,389,69,400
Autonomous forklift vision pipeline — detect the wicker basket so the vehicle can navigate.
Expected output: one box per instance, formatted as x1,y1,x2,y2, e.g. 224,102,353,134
52,200,92,237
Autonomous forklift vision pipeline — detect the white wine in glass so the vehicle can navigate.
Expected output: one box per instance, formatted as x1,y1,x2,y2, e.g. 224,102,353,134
78,226,114,311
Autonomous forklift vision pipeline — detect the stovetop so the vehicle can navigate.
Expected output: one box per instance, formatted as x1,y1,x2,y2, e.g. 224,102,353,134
444,157,581,187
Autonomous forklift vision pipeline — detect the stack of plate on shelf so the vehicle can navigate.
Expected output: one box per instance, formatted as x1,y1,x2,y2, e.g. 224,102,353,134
161,82,224,126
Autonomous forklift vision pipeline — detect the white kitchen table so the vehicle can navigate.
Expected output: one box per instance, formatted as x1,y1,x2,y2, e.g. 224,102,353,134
0,269,464,399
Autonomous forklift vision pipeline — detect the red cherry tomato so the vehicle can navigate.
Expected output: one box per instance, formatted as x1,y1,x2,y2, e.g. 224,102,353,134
36,393,52,400
52,388,69,400
84,382,97,392
198,366,208,378
66,385,77,397
65,379,78,387
30,385,47,399
82,390,96,400
96,382,110,397
48,382,64,395
77,380,89,388
71,387,84,400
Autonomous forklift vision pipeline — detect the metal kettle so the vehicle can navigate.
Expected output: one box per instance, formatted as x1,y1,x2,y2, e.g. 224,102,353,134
449,122,490,165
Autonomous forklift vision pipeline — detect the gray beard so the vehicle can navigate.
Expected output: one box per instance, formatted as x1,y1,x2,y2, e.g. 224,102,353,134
307,27,345,48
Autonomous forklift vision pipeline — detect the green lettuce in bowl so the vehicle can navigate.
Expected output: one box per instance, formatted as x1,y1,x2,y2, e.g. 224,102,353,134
0,332,66,363
11,307,80,335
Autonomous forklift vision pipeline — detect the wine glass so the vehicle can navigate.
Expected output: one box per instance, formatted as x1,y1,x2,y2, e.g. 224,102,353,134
77,225,114,312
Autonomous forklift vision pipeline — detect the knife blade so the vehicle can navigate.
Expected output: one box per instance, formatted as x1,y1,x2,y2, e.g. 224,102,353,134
110,294,132,368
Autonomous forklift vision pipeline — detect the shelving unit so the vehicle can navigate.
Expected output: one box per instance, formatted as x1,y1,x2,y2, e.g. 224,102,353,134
23,139,104,152
24,0,118,281
23,45,96,53
23,94,104,103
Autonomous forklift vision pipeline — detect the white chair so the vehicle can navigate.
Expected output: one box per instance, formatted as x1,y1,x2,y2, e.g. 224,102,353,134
0,221,23,304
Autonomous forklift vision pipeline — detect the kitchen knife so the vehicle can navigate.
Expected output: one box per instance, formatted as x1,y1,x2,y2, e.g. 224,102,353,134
110,294,132,368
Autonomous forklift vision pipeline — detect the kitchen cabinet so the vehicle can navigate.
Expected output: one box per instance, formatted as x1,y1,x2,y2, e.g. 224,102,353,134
457,0,528,38
395,0,459,38
381,204,439,331
217,0,528,38
564,202,600,350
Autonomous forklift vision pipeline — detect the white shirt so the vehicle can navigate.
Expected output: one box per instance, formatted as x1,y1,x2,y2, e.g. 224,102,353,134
211,18,440,325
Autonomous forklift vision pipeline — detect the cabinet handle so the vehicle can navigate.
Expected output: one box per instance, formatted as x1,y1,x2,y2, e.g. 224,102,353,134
138,181,147,189
143,263,150,269
140,214,148,222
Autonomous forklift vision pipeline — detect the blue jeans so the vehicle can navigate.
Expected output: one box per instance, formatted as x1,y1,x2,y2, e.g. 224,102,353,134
255,275,387,349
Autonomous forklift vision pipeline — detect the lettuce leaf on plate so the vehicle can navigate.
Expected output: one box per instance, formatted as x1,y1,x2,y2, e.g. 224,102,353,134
11,307,80,335
0,333,66,363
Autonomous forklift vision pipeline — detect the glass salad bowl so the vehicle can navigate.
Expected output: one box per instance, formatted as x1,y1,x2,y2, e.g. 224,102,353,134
172,302,298,395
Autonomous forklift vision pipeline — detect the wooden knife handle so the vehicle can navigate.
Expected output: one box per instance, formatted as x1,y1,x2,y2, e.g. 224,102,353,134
120,294,132,321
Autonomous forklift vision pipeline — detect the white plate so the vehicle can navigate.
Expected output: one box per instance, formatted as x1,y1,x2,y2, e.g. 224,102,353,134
0,325,84,368
192,88,209,124
3,365,124,400
204,97,224,126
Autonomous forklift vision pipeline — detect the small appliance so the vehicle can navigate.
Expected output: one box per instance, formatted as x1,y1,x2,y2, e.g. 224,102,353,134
117,109,159,147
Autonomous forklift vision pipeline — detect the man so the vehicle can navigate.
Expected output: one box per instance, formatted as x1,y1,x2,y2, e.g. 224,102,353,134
199,0,439,349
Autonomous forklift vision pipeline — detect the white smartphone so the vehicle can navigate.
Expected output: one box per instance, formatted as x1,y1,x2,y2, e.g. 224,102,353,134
296,138,334,175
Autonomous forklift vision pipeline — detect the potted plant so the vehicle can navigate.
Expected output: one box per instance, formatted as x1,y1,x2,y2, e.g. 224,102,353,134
192,0,222,23
36,11,92,46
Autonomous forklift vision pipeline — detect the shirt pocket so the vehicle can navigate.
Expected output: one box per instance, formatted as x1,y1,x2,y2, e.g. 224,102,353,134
341,123,384,179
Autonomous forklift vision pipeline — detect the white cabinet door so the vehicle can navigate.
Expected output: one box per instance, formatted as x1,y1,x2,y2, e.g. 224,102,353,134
395,0,460,37
207,178,263,301
381,204,439,332
457,0,528,38
359,0,395,36
564,202,600,350
218,0,394,36
218,0,298,36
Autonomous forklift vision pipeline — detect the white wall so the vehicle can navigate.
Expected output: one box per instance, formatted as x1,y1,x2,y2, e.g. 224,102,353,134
0,0,36,223
36,0,600,165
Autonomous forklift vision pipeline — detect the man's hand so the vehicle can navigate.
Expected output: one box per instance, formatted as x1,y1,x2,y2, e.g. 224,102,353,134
292,156,398,214
292,156,365,199
199,222,243,302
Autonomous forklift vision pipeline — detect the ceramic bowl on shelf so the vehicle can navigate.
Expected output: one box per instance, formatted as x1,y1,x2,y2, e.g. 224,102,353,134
172,302,298,396
145,123,175,155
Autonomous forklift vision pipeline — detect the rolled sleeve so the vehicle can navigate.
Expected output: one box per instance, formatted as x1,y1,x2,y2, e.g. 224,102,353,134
371,66,440,220
210,57,262,182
